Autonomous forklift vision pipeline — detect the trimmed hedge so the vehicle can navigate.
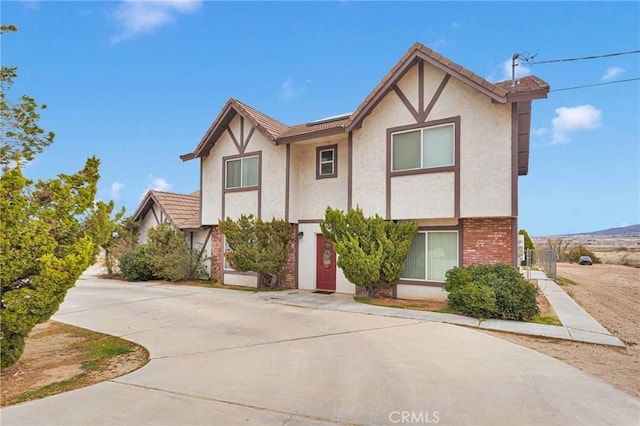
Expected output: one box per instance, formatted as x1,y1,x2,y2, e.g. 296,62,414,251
444,263,539,320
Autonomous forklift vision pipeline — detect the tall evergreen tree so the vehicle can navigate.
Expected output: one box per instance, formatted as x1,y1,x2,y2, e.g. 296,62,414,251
0,26,113,368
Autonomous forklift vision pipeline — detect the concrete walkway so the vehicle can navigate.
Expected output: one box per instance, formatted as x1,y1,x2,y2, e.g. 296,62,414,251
247,269,625,347
2,270,638,426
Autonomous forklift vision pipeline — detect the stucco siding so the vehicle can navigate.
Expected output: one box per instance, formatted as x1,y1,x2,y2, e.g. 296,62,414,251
258,133,287,221
423,65,448,108
138,207,161,244
224,191,258,219
352,91,414,217
200,114,288,223
426,76,512,217
189,228,212,273
390,172,455,219
395,64,419,110
224,272,259,288
201,152,220,225
297,223,354,294
289,135,348,221
396,284,448,301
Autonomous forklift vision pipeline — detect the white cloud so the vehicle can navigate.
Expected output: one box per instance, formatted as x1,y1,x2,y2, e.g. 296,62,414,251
601,66,625,82
488,57,531,83
110,0,201,43
504,57,531,81
532,127,548,137
149,176,172,191
140,176,173,199
110,182,125,199
551,105,602,144
280,78,312,99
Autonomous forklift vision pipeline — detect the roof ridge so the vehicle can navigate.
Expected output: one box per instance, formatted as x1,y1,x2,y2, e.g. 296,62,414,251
231,98,290,140
181,43,549,156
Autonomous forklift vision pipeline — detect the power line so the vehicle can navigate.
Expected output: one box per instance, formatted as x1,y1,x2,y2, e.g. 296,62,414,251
551,77,640,92
532,50,640,65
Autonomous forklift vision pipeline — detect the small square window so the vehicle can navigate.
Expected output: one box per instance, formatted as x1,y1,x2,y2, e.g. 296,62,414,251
316,145,337,179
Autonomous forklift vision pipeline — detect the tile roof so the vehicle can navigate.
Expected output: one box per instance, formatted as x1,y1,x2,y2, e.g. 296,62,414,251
345,43,549,131
277,118,350,143
233,99,289,140
182,42,549,158
133,190,202,230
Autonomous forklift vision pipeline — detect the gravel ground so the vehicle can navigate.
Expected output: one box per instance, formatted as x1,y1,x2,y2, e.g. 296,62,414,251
481,263,639,398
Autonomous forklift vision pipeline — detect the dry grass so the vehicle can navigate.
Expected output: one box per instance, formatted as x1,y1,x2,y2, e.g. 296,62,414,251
1,322,149,407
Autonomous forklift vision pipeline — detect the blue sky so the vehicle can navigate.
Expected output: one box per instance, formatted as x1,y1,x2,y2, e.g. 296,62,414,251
3,1,639,236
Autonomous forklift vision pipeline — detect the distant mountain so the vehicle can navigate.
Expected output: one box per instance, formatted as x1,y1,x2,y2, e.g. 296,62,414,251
576,224,640,236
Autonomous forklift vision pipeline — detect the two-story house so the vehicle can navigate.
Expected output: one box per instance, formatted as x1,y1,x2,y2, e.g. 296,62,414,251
179,43,549,299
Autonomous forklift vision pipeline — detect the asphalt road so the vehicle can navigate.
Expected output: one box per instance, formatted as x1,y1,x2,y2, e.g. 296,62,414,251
2,272,639,425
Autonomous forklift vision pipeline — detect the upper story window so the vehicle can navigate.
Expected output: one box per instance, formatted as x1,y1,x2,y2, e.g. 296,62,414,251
392,123,454,172
226,155,258,189
316,144,337,179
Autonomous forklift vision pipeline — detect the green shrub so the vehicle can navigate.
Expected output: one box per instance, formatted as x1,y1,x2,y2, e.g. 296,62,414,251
444,263,539,320
219,215,292,289
446,281,497,319
147,224,209,282
150,245,209,282
118,245,153,281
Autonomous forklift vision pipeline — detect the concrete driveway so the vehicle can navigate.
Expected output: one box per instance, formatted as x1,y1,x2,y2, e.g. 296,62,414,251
2,272,639,426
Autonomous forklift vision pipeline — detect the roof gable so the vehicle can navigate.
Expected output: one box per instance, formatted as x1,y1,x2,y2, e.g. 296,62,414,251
181,43,549,158
133,190,202,230
180,98,289,160
346,43,548,131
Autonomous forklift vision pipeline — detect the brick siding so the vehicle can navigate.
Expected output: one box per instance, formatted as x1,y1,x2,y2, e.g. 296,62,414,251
281,225,297,289
210,225,223,283
462,217,514,266
355,285,393,298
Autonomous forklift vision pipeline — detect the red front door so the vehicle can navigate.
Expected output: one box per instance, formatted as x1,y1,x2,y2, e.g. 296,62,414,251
316,234,336,291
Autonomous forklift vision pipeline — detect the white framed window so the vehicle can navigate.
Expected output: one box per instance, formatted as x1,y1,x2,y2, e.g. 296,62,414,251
316,144,337,179
402,231,458,282
392,123,454,172
226,155,258,189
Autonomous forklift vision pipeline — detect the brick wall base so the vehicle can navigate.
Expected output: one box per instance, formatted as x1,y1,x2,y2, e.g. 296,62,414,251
210,225,223,283
462,217,514,266
355,285,393,298
281,225,297,289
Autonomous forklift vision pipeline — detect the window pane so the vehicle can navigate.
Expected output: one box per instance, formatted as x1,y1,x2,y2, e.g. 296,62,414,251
427,232,458,282
402,233,426,279
320,149,334,162
392,131,421,171
321,162,333,175
242,156,258,187
226,159,241,188
423,125,454,168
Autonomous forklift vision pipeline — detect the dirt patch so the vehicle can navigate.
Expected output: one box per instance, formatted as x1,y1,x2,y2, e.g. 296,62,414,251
360,296,449,312
534,281,557,319
1,321,149,407
481,263,640,398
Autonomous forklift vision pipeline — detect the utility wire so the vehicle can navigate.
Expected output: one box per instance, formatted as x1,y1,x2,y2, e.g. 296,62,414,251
532,50,640,65
551,77,640,92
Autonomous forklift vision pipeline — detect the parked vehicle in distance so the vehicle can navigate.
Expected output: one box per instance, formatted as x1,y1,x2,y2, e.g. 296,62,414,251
579,255,593,265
